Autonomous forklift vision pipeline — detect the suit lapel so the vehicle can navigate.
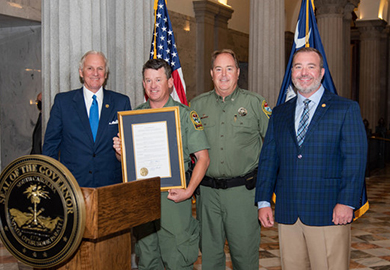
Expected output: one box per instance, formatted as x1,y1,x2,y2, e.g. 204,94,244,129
285,98,298,145
73,88,95,144
302,90,332,144
95,89,114,145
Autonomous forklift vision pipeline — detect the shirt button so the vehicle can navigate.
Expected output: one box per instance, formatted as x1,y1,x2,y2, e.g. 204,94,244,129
221,122,224,124
89,171,92,174
221,148,223,150
298,154,302,159
221,135,224,137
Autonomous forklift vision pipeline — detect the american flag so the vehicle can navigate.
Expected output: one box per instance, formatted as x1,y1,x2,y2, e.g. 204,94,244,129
150,0,188,105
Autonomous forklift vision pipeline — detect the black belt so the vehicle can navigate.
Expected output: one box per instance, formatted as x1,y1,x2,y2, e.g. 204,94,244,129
200,169,258,189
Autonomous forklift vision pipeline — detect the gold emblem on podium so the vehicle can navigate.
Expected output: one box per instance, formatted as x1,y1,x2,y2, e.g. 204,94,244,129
0,155,85,268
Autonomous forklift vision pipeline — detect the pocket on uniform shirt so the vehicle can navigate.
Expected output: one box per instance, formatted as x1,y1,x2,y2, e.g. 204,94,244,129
230,115,258,138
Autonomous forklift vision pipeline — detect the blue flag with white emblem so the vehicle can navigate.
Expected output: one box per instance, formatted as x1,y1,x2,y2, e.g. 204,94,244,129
277,0,336,105
276,0,368,220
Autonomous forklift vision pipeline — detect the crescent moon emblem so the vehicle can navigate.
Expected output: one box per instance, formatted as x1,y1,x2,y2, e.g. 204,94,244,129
294,20,312,49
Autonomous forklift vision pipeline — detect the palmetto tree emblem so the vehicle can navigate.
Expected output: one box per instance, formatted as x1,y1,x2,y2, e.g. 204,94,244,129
23,184,50,227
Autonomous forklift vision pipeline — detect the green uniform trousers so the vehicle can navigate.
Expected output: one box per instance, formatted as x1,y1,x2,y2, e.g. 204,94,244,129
197,185,260,270
134,192,199,270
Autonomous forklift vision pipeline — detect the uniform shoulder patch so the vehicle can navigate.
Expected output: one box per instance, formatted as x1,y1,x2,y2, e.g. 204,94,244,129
190,111,204,130
262,100,272,119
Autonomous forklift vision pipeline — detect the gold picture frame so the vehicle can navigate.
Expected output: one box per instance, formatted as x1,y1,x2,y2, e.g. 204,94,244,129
118,106,186,191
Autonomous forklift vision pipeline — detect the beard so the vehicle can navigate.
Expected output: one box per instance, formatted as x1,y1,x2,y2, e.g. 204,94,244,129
292,75,322,95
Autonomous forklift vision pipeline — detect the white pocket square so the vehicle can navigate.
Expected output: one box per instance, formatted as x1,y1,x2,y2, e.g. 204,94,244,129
109,120,118,125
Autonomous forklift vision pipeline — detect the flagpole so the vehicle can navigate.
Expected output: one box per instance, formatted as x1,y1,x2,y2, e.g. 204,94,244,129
153,0,159,59
305,0,309,47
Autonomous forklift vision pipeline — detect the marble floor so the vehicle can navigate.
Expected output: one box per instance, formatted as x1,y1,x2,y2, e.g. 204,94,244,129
193,165,390,270
1,165,390,270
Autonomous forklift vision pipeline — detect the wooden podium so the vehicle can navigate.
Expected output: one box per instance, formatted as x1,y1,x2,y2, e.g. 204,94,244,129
42,177,161,270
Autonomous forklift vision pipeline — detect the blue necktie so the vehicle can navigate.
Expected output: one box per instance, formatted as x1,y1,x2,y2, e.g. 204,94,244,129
297,99,311,146
89,95,99,141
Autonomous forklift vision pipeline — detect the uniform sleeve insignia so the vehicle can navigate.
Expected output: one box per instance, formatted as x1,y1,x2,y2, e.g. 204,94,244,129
190,111,204,130
262,100,272,119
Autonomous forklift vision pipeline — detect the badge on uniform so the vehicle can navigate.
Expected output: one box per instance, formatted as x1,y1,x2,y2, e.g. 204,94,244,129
238,107,247,116
190,111,204,130
262,100,272,119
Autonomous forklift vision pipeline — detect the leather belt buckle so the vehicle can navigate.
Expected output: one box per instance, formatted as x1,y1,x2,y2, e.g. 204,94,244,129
214,179,228,189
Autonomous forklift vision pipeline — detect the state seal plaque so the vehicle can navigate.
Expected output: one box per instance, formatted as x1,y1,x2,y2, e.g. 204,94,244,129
0,155,85,268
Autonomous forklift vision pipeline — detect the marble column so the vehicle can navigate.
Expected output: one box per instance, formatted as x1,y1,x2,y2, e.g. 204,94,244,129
387,25,390,126
356,19,387,126
42,0,154,131
248,0,284,108
315,0,348,98
214,5,234,50
193,1,233,95
343,1,359,99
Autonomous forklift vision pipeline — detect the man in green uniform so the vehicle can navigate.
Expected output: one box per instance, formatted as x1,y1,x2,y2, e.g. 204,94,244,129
191,49,271,270
113,59,210,270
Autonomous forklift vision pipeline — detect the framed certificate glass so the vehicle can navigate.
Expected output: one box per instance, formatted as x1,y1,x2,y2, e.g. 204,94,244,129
118,107,186,191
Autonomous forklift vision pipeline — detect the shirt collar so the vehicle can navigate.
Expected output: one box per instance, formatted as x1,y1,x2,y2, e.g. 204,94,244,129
297,85,324,105
144,96,174,109
83,86,104,103
213,86,240,102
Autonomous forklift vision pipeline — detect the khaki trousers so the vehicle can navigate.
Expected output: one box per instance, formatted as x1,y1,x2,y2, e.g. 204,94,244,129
278,218,351,270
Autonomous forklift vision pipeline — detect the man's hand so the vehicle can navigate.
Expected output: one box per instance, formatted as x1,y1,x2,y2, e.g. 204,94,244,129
258,207,274,228
167,188,191,203
332,203,353,225
167,149,209,203
113,133,121,155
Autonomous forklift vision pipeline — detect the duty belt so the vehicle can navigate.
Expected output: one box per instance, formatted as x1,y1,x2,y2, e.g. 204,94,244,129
200,169,258,189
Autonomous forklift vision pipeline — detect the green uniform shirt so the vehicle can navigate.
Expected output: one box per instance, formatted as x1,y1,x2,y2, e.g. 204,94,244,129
136,96,210,171
191,87,271,178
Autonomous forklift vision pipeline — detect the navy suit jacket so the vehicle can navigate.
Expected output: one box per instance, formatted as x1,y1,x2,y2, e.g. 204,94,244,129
43,88,131,187
255,89,367,226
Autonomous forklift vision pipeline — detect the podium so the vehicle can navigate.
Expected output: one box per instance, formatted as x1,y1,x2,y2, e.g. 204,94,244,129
40,177,161,270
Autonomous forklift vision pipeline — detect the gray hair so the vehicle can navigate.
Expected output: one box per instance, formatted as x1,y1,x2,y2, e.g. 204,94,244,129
79,50,109,75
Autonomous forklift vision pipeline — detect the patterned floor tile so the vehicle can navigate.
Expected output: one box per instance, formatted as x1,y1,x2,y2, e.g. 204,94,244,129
1,165,390,269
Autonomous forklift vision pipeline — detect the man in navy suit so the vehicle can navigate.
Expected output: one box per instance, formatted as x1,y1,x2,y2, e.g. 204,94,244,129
43,51,131,187
256,47,367,270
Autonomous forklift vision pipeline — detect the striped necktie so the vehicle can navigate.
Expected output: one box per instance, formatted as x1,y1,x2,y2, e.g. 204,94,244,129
297,99,311,146
89,95,99,141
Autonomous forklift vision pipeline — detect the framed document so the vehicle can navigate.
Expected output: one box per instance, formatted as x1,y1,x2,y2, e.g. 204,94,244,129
118,106,186,191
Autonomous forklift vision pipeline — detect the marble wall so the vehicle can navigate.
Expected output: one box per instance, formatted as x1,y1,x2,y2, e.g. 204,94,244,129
0,6,249,171
0,25,41,170
169,10,249,101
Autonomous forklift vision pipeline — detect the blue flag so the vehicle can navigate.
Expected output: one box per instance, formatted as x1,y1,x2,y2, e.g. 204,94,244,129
276,0,369,220
277,0,336,105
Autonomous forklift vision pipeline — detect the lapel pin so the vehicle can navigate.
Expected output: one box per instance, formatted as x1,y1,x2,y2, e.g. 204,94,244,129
322,103,326,107
105,104,109,108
